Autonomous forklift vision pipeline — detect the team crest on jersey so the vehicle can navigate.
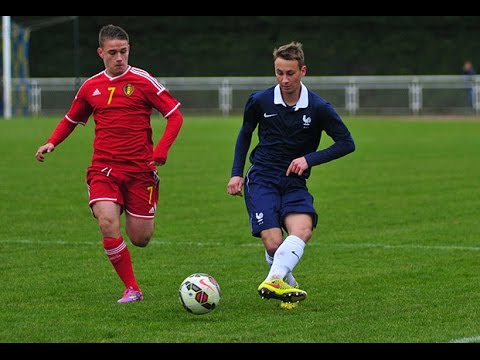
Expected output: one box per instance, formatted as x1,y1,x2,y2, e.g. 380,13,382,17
123,83,135,96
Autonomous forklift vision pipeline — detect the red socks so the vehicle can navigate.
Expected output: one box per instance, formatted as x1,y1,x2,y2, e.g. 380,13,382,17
103,236,140,291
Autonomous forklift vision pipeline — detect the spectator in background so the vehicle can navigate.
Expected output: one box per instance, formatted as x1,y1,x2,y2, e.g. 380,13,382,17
462,60,476,109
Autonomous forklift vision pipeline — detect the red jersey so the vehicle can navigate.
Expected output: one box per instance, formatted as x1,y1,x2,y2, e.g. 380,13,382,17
62,66,181,172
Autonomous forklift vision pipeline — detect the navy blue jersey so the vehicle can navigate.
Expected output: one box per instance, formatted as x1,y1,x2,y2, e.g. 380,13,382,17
231,83,355,179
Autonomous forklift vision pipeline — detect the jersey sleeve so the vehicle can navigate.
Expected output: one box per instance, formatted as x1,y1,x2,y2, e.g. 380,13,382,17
65,82,94,125
140,76,184,164
304,103,355,166
46,84,93,146
47,118,78,146
152,108,183,164
230,94,258,177
142,75,181,117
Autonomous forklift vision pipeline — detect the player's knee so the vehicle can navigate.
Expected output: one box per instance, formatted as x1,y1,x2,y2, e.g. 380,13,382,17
98,218,119,237
261,228,284,255
130,235,151,247
125,219,154,247
297,229,312,242
265,244,279,256
263,238,283,255
129,228,154,247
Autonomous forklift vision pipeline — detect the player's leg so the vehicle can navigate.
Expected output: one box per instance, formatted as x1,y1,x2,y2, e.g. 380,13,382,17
270,213,312,280
265,250,298,287
92,201,143,303
258,218,309,303
276,182,317,283
125,216,155,247
246,189,305,302
259,180,317,303
87,169,142,303
272,214,314,307
124,170,159,247
108,170,159,303
244,168,305,302
266,248,300,309
257,227,307,302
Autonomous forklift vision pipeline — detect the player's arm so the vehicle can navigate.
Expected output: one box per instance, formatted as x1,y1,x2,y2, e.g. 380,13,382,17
227,96,257,196
35,88,91,163
304,105,355,167
35,117,77,162
227,127,252,197
151,107,183,166
145,76,185,166
230,95,257,178
229,125,253,176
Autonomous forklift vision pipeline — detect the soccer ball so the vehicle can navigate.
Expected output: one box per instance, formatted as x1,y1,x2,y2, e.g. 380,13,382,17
179,273,221,315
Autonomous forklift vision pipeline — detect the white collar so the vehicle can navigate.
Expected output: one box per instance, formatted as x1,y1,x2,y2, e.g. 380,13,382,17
274,82,309,111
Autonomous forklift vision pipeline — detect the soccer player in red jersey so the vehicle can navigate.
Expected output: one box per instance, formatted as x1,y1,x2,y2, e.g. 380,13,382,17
35,24,184,303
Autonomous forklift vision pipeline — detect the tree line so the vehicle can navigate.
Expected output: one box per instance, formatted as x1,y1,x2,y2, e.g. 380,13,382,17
10,16,480,78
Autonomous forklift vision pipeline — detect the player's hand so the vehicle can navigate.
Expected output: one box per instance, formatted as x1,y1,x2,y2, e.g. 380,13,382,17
227,176,244,197
286,157,308,176
149,156,166,167
35,143,55,162
149,160,165,167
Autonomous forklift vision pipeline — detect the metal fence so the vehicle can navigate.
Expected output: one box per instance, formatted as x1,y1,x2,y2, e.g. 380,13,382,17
10,75,480,117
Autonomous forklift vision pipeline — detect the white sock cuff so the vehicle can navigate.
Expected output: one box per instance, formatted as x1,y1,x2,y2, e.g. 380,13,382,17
284,235,306,251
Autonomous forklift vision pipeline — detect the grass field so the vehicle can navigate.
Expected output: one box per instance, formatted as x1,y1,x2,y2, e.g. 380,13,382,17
1,114,479,344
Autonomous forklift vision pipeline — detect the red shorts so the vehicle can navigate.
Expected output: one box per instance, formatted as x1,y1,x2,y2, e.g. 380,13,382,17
86,167,160,219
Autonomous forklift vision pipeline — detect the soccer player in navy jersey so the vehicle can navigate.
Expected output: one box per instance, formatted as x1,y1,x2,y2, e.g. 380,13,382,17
35,24,184,303
227,41,355,308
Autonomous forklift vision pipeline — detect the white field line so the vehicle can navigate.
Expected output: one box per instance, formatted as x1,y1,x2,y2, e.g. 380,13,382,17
3,238,480,343
2,239,480,252
449,336,480,343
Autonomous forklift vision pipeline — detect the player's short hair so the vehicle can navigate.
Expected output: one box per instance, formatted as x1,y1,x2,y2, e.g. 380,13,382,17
273,41,305,68
98,24,129,48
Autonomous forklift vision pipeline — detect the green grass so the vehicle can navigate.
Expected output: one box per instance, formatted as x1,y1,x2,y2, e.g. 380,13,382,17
1,115,480,343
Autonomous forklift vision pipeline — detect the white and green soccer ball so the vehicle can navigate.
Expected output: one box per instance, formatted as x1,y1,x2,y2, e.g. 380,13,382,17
179,273,221,315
